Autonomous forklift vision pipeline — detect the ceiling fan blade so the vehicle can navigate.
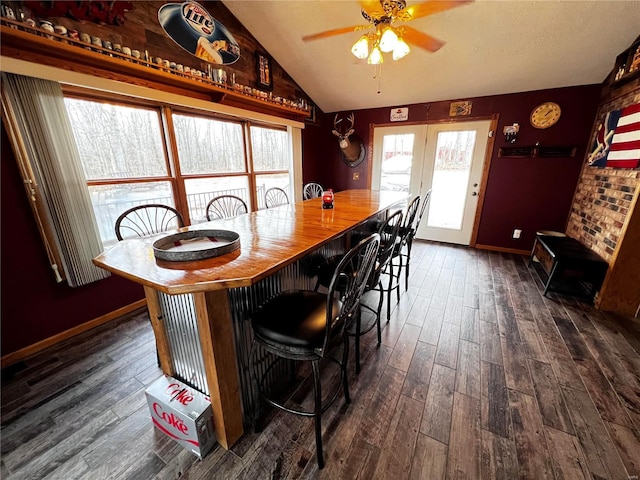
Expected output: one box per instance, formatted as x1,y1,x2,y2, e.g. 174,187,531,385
402,26,445,52
302,25,362,42
402,0,473,21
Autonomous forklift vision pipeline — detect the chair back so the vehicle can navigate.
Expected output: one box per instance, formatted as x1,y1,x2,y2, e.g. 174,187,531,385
369,210,403,287
303,182,324,200
401,196,421,244
323,233,380,354
265,187,289,208
413,189,432,234
115,204,184,241
206,195,248,221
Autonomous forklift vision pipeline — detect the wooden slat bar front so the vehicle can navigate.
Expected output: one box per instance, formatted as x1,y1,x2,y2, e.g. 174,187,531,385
93,190,408,450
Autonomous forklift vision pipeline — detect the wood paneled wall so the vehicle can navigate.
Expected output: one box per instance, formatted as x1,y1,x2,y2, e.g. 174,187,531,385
7,0,309,103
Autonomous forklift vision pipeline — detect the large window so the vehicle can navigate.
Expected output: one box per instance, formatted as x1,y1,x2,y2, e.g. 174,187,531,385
251,126,291,209
66,99,176,245
64,96,293,246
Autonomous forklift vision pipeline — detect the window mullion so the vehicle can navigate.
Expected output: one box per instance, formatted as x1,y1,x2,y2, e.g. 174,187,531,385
244,121,258,212
162,106,190,224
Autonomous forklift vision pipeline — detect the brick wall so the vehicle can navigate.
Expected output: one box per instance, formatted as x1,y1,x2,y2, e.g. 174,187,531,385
567,168,639,260
567,89,640,262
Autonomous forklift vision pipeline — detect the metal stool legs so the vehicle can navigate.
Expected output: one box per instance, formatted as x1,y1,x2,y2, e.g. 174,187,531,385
249,331,351,469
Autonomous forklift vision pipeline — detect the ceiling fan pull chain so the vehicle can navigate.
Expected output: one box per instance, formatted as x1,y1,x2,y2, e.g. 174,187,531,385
375,63,383,94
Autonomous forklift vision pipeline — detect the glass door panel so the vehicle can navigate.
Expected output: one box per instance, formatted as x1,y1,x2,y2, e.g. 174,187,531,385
372,125,427,202
380,134,414,193
372,120,490,246
427,130,477,230
418,120,491,245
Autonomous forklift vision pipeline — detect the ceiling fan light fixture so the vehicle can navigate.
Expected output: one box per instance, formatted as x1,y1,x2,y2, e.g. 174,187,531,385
379,26,398,53
351,35,370,59
368,45,383,64
392,37,410,60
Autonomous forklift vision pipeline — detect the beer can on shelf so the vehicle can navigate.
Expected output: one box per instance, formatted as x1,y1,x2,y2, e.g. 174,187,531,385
39,20,55,39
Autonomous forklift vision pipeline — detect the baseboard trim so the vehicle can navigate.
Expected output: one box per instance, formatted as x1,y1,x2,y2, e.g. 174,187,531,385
474,244,531,256
1,299,147,368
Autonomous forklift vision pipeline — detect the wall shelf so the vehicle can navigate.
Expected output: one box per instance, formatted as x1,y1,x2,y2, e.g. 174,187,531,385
0,21,311,122
610,38,640,87
498,145,576,158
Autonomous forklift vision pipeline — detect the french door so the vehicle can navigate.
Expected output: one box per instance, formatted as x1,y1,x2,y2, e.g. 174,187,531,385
371,120,491,245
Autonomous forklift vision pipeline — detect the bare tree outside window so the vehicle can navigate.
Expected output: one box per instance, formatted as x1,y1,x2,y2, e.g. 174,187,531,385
63,96,294,242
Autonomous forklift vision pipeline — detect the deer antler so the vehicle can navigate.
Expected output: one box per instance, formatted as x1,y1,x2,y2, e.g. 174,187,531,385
332,113,356,138
346,113,355,131
332,114,342,137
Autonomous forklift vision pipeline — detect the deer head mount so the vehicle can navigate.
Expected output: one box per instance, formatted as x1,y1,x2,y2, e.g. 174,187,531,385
332,113,366,168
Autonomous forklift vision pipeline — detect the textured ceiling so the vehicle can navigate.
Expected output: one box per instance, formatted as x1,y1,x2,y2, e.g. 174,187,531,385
222,0,640,113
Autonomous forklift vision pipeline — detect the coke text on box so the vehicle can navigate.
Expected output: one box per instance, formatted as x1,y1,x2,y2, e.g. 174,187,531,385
145,375,216,459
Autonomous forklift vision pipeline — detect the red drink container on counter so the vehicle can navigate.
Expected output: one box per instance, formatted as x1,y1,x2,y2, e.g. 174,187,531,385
322,189,334,209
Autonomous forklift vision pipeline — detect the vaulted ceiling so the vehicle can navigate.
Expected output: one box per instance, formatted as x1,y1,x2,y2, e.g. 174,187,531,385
223,0,640,113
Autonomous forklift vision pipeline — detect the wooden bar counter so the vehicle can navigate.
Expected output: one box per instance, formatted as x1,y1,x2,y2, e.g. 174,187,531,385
93,190,408,450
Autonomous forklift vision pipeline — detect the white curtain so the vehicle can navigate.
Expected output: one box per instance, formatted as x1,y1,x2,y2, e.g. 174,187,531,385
2,73,109,286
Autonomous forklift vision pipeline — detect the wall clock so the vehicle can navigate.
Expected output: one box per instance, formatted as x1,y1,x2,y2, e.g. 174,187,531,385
530,102,561,129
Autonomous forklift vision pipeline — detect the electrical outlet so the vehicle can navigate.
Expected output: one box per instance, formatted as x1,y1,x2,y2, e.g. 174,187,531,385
513,229,522,239
353,172,360,180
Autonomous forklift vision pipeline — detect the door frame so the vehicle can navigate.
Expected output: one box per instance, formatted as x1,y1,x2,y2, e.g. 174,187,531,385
367,113,499,247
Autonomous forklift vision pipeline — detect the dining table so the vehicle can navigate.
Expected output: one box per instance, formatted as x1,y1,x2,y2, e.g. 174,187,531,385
93,189,409,450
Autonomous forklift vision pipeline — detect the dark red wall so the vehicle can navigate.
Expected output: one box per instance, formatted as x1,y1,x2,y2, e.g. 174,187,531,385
1,125,144,355
302,84,601,250
2,84,600,357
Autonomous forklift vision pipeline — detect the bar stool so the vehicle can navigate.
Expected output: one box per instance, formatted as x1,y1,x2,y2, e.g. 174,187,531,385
314,210,403,372
114,204,184,241
265,187,289,208
303,182,324,200
387,195,421,305
205,195,248,220
249,233,380,469
401,189,432,291
115,203,185,366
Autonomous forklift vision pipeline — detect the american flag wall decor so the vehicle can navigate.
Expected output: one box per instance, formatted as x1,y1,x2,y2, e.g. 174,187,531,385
607,103,640,168
588,102,640,169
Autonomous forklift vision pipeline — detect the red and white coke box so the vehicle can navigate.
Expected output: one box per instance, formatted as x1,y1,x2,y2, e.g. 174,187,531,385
145,375,216,459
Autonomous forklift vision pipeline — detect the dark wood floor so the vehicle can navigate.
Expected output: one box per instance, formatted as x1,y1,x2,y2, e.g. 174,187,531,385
2,241,640,479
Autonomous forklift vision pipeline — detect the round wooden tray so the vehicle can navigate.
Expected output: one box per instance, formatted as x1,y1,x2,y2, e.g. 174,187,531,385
153,229,240,262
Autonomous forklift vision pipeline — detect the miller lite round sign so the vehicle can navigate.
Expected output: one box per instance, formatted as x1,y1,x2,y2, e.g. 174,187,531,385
158,1,240,65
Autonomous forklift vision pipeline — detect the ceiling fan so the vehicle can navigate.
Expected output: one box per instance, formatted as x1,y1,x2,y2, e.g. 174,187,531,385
302,0,473,64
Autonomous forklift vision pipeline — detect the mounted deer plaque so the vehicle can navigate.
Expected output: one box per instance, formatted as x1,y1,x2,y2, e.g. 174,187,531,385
332,113,366,168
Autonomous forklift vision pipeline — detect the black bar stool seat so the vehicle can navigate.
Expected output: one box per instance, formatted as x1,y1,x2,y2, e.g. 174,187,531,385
252,291,341,352
314,210,403,373
250,234,380,470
